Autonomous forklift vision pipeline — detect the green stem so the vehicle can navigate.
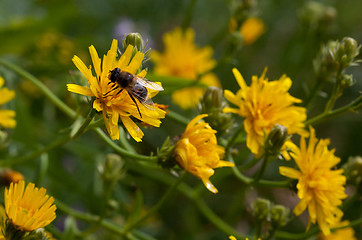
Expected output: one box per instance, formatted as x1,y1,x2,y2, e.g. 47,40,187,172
303,79,322,108
305,94,362,126
167,110,190,126
252,152,270,183
229,154,289,188
119,127,137,153
0,134,71,167
122,172,186,233
323,69,343,114
71,108,97,139
0,58,76,119
181,0,198,30
238,157,260,171
193,198,243,239
93,128,158,162
225,124,244,150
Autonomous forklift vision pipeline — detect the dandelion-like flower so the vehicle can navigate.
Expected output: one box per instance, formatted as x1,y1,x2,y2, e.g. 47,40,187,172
0,77,16,129
240,18,265,45
67,39,165,141
224,68,307,156
4,180,56,231
151,27,221,109
173,114,234,193
279,127,347,236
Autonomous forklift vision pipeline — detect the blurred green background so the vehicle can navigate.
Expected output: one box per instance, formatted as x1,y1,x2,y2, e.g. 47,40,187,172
0,0,361,239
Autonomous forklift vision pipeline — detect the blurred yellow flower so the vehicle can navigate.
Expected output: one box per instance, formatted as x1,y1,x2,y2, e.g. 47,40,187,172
240,18,265,45
67,39,165,141
151,27,221,109
174,114,234,193
279,127,347,236
319,221,357,240
5,180,56,231
0,77,16,129
224,68,307,156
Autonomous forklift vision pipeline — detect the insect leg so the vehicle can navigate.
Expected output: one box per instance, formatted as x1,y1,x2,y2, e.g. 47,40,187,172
103,85,119,97
128,93,142,118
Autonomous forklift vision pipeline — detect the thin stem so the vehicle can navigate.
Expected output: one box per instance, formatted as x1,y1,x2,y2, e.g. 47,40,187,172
193,198,243,239
167,110,190,126
303,80,322,108
181,0,198,30
0,134,71,167
122,172,186,233
93,128,158,162
252,152,270,183
0,58,76,119
225,124,244,150
71,108,97,139
229,154,289,188
305,94,362,126
323,69,343,114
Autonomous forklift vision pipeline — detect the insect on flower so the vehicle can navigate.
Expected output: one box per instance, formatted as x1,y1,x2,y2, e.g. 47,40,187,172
105,68,164,118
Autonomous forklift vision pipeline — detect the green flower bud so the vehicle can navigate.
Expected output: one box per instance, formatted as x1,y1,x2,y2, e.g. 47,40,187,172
198,87,234,137
157,137,177,169
269,205,290,229
252,198,271,221
123,32,144,52
340,74,355,89
299,1,336,31
264,124,288,157
98,154,124,184
122,32,150,63
336,37,361,69
343,156,362,186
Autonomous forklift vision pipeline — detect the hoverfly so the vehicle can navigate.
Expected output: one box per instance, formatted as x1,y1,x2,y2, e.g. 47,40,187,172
105,68,164,118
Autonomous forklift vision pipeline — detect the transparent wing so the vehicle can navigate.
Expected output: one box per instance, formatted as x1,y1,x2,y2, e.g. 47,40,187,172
134,76,164,91
127,89,157,111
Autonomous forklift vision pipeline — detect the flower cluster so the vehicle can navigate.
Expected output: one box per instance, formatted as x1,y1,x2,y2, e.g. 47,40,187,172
151,27,221,109
68,39,166,141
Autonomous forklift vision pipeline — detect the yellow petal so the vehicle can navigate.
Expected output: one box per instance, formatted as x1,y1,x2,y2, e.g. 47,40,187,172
66,84,94,96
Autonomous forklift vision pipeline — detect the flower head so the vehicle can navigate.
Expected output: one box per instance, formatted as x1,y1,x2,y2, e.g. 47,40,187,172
279,127,347,235
4,180,56,231
67,39,165,141
151,27,221,109
173,114,234,193
240,18,265,45
224,68,307,156
0,77,16,129
0,169,24,187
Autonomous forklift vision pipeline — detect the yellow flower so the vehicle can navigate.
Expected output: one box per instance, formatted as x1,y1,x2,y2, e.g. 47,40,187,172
279,127,347,236
224,68,307,156
151,27,221,109
0,77,16,129
4,180,56,231
174,114,234,193
67,39,165,141
240,18,265,45
319,221,357,240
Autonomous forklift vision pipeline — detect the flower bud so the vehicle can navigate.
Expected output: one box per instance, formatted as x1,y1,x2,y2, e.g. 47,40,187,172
98,154,124,184
340,74,355,89
269,204,290,229
157,137,177,169
122,32,150,61
299,2,336,31
343,156,362,186
252,198,271,221
264,124,288,157
336,37,361,69
198,87,234,137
